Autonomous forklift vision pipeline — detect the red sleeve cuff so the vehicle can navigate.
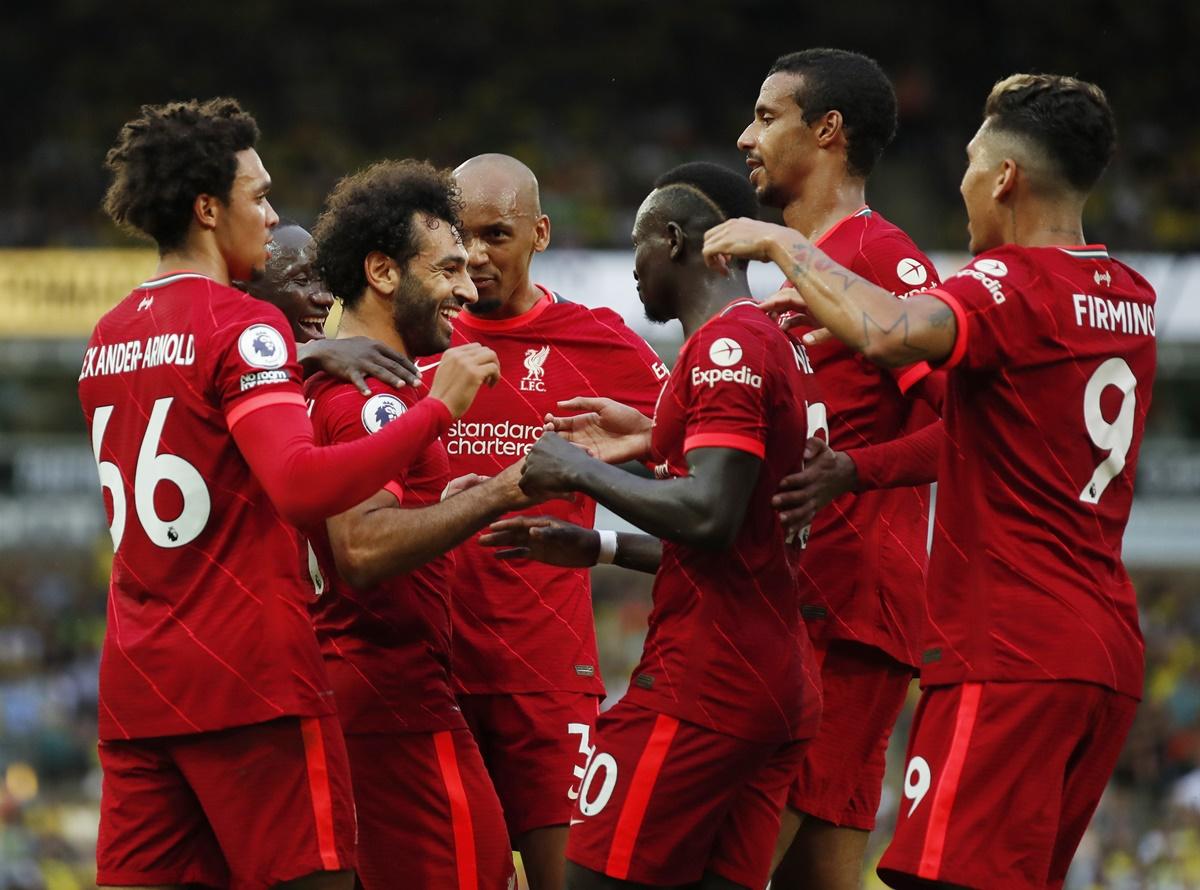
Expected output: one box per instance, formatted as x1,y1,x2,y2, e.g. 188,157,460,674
225,390,307,429
893,361,933,395
683,432,766,459
923,287,969,370
383,481,404,504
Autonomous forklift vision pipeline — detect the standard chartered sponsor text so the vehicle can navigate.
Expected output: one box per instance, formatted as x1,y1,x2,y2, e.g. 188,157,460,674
446,418,545,457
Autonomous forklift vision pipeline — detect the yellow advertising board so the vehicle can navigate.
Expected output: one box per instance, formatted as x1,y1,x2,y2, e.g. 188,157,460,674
0,249,346,338
0,249,159,337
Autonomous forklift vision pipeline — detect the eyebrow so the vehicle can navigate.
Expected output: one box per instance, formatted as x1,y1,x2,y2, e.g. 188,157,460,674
435,253,466,267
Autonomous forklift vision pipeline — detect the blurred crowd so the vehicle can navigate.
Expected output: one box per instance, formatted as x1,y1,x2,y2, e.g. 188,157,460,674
2,2,1197,254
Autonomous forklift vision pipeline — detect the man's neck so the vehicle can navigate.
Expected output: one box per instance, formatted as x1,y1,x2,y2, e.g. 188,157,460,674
155,242,231,286
781,172,867,242
336,300,408,358
677,274,752,339
1008,197,1087,248
477,280,544,321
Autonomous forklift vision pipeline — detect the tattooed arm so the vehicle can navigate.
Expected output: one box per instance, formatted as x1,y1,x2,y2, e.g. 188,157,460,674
701,218,957,367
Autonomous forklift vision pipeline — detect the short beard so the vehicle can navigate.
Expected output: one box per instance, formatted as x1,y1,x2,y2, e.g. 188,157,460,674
391,275,449,357
643,304,673,325
466,295,504,315
757,179,789,210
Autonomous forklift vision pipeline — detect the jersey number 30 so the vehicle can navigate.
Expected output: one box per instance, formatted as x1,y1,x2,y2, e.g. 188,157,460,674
1080,357,1137,505
90,398,212,550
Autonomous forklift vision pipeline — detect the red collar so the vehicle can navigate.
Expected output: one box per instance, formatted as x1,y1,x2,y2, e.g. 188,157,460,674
455,284,554,332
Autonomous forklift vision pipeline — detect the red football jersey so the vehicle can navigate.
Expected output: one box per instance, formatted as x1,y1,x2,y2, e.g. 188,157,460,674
623,299,823,743
77,273,333,740
919,244,1154,697
790,207,941,667
446,286,667,694
304,374,463,734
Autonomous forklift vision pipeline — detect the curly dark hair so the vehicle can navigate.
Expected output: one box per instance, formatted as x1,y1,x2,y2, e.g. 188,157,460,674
984,73,1116,193
102,98,260,253
768,49,897,179
312,160,463,309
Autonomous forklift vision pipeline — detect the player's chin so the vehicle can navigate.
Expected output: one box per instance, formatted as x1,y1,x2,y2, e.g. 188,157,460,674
432,319,454,352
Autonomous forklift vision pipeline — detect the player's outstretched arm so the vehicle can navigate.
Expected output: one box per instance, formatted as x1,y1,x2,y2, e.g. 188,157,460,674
774,420,944,533
702,218,957,367
519,432,760,551
297,337,421,394
843,419,944,493
325,461,537,589
229,345,500,528
480,516,662,575
545,397,654,464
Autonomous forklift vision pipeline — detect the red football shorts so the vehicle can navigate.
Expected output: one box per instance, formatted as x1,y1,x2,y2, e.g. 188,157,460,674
459,691,602,837
565,700,805,888
788,640,915,830
97,714,355,889
877,681,1138,890
346,728,514,890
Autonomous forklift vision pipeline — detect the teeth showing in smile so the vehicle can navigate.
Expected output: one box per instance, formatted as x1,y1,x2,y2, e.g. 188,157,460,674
439,306,460,322
300,316,326,326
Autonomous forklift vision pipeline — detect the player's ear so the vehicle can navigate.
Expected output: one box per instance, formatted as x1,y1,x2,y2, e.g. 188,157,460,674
994,158,1018,202
532,214,551,254
666,221,686,261
193,193,219,233
814,109,843,149
363,250,398,295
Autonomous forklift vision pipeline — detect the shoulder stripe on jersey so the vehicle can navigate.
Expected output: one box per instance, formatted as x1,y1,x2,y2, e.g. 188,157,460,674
137,272,215,290
1057,246,1109,260
225,390,306,430
719,298,758,317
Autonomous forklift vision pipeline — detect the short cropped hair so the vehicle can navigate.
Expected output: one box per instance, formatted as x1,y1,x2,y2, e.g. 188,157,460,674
103,98,259,252
653,161,760,229
767,49,897,178
984,73,1116,192
652,162,759,269
313,160,462,309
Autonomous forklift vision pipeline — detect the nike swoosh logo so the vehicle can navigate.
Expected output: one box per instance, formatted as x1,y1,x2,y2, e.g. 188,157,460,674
570,818,585,826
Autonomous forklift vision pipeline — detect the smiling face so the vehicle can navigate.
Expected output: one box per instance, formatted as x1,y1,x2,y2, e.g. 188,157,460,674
214,148,279,282
246,224,334,342
737,72,819,208
391,214,476,356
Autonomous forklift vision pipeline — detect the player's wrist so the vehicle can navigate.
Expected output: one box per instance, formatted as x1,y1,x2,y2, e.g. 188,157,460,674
422,396,454,432
595,529,618,565
837,450,860,493
767,236,794,269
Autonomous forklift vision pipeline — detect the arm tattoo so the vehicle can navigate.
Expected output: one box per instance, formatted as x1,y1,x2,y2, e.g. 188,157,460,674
859,309,928,361
929,304,954,328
